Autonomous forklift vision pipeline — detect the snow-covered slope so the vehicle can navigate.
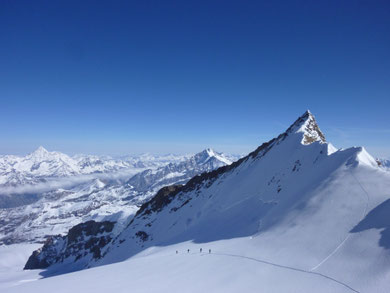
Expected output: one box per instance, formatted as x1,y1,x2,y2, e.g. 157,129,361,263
0,243,42,291
0,149,233,244
18,111,390,293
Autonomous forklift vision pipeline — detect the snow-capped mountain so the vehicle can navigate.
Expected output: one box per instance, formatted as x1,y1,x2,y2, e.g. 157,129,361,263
0,147,77,186
23,111,390,293
0,149,234,245
0,147,121,188
117,153,194,168
126,148,232,195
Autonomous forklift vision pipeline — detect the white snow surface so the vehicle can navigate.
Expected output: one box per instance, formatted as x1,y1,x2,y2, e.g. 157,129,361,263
0,244,42,291
1,241,374,293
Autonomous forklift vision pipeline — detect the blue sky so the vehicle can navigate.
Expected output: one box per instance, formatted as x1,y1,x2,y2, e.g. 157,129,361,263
1,0,389,157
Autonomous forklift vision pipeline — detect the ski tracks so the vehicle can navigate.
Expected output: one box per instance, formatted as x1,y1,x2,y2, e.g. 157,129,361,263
309,169,370,272
205,252,360,293
197,169,372,293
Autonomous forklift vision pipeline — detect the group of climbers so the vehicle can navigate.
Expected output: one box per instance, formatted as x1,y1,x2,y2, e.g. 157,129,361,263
176,248,211,254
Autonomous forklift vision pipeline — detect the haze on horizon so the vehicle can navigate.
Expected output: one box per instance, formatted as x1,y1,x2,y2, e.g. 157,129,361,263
1,1,389,158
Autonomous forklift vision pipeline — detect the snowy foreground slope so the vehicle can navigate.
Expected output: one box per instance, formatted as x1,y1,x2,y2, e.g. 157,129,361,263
0,244,42,290
5,111,390,293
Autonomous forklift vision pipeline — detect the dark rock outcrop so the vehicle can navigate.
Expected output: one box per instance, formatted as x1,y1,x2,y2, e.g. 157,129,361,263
24,235,64,269
24,220,115,270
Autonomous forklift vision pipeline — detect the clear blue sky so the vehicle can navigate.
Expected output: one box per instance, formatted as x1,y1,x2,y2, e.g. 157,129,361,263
1,0,389,157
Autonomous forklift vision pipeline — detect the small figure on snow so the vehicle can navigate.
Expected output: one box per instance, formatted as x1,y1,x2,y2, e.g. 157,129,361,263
209,249,211,254
200,248,202,253
187,249,190,253
176,250,178,254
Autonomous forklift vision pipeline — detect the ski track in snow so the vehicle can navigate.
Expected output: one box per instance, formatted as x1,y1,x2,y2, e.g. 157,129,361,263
310,235,352,271
310,169,370,272
206,252,360,293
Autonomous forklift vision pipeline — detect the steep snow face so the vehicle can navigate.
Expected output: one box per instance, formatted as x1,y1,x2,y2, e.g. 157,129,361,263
96,111,346,264
0,149,233,244
75,111,390,292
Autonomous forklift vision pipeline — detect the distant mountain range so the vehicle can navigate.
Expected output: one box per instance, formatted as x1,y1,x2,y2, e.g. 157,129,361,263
0,148,239,244
0,146,193,188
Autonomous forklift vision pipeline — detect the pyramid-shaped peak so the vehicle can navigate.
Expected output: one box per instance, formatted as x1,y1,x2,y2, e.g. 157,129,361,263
31,146,49,155
35,146,48,152
203,148,215,156
28,146,50,159
193,148,232,165
285,110,326,145
194,148,216,161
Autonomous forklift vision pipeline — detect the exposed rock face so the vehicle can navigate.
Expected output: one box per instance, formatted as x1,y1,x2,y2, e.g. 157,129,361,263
24,236,65,269
284,110,326,144
24,220,115,270
135,185,183,217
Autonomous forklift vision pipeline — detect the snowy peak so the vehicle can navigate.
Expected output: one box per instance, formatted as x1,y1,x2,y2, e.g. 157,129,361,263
286,110,326,145
29,146,50,159
193,148,232,166
34,146,49,153
194,148,218,160
124,148,233,194
353,147,378,168
203,148,215,157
